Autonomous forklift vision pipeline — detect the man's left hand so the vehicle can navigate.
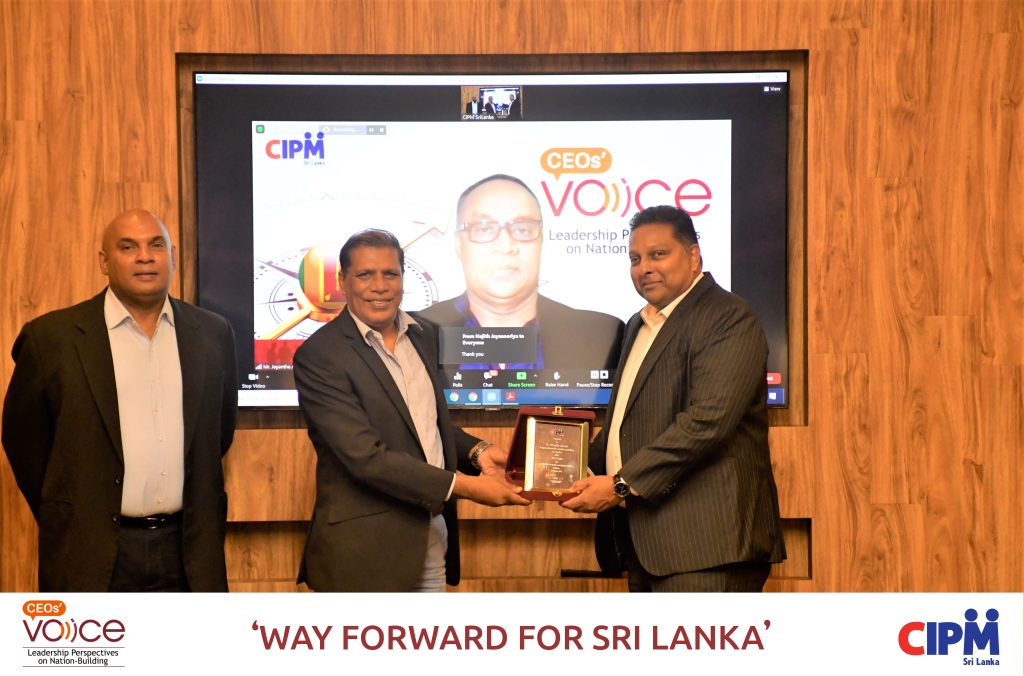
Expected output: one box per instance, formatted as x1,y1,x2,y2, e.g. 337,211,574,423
559,475,622,513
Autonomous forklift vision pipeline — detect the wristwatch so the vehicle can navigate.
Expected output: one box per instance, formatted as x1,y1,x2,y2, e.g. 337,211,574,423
612,472,631,498
469,441,490,470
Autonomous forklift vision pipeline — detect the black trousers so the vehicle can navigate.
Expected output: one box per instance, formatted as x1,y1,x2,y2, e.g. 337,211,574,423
108,518,190,592
610,507,771,593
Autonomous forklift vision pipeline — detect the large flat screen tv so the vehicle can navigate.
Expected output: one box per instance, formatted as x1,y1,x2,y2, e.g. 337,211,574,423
193,71,789,409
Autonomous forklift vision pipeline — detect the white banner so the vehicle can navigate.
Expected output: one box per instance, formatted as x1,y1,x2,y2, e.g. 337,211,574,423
2,593,1020,674
251,119,732,327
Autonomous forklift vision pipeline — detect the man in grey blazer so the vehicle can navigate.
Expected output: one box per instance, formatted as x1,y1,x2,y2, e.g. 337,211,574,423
2,209,237,592
562,205,786,592
294,229,529,592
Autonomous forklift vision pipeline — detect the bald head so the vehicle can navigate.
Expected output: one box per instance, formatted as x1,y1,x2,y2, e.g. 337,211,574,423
102,209,171,253
99,209,175,313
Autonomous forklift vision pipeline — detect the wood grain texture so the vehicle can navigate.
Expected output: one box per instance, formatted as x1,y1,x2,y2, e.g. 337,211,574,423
225,522,307,586
219,515,807,591
1,0,1021,594
225,429,316,522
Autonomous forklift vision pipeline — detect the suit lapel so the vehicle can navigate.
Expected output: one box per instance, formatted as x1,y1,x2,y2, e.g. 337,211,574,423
172,299,205,458
338,310,421,447
603,313,642,427
407,322,442,401
622,315,678,416
407,321,458,469
74,293,123,462
620,274,714,418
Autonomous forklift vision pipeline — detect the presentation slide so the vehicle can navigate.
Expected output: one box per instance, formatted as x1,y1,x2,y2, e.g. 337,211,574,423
192,72,789,409
247,119,730,406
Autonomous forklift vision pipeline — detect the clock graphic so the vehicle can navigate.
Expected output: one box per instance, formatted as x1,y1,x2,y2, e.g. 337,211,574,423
254,242,439,341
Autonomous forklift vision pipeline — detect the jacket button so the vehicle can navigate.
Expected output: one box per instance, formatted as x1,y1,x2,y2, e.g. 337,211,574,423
114,477,122,485
112,515,119,523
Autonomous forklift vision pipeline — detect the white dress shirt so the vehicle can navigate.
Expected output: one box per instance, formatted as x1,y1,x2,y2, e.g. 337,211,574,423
105,289,184,516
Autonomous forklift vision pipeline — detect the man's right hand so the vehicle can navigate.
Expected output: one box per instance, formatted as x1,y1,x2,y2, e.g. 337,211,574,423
453,472,532,507
476,443,509,480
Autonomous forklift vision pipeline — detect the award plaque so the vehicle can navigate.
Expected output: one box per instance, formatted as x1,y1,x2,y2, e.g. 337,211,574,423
505,407,593,501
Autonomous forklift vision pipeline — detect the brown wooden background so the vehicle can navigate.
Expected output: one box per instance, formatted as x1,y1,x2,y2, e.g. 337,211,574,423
1,0,1021,593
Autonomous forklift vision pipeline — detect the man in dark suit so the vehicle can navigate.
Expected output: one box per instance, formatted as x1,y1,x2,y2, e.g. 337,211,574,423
293,229,529,592
508,93,522,120
419,174,623,371
2,209,237,592
562,205,786,592
484,96,496,116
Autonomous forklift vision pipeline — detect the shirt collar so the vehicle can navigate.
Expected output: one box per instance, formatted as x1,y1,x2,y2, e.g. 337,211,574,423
349,308,418,344
104,287,174,330
640,271,704,329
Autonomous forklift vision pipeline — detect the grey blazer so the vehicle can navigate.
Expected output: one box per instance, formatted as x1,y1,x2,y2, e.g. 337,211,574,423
293,308,479,591
590,273,786,575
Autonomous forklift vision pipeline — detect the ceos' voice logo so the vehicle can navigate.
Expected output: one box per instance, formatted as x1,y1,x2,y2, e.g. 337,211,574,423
21,599,125,643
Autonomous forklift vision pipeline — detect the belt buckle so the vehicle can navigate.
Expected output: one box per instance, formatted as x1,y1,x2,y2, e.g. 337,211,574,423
141,516,163,530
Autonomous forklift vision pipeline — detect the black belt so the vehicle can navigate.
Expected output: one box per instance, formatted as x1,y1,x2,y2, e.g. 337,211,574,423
118,512,182,530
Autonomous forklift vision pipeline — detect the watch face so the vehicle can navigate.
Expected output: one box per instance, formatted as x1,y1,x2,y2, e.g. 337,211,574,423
614,478,630,498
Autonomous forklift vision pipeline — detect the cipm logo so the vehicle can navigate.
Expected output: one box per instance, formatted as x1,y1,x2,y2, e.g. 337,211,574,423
265,131,325,160
898,608,999,664
22,599,125,643
539,146,713,218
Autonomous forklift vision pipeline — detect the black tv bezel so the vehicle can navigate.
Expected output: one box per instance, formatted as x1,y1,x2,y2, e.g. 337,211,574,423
178,52,806,425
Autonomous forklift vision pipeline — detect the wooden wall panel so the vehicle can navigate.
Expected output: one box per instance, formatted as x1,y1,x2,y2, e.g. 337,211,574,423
225,430,316,522
226,522,307,589
977,365,1024,592
2,0,1022,594
222,516,810,593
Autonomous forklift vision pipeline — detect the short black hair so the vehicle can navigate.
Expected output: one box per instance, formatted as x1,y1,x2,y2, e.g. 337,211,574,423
339,229,404,275
456,174,542,222
628,205,699,246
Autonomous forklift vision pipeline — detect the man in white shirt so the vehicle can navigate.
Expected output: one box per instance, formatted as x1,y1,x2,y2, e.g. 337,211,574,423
561,205,786,592
293,229,529,592
3,209,238,591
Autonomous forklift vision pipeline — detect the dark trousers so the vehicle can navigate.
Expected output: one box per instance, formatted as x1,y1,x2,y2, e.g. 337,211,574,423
108,518,190,592
611,508,771,593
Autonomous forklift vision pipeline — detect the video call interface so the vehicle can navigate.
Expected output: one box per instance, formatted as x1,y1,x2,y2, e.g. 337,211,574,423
194,72,790,409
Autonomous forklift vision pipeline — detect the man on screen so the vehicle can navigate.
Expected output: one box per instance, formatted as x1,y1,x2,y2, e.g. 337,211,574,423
561,205,786,592
293,229,530,592
508,92,522,120
420,174,624,371
2,209,238,592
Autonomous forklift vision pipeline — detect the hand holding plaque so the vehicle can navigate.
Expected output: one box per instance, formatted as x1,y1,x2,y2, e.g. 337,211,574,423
505,407,593,501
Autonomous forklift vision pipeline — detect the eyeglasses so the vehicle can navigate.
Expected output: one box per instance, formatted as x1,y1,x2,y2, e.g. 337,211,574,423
457,219,543,243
